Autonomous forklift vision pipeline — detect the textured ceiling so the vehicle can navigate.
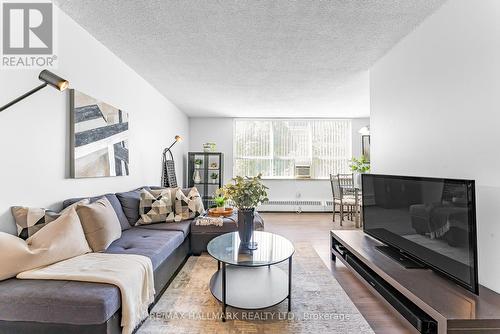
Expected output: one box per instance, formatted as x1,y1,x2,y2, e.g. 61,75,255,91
55,0,446,118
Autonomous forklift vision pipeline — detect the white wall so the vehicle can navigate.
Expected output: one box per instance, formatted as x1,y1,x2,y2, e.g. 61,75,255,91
189,118,234,185
0,7,189,234
370,0,500,293
189,117,369,202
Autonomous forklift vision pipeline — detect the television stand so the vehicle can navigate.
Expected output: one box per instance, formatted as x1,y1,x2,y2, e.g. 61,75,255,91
375,245,426,269
331,230,500,333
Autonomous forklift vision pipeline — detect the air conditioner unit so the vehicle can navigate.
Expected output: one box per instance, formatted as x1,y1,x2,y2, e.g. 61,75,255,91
295,165,311,179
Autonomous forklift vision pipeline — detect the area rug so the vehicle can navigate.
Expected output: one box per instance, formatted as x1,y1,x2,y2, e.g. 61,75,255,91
138,243,374,334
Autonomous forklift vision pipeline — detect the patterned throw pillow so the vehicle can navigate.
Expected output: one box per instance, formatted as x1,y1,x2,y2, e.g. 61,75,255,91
174,187,204,222
137,188,175,225
11,199,90,240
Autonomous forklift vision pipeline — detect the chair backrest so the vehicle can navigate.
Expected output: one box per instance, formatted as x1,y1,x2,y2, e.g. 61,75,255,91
337,173,354,189
330,174,342,199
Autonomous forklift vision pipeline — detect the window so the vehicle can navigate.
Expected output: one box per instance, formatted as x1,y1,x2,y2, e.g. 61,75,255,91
233,119,352,179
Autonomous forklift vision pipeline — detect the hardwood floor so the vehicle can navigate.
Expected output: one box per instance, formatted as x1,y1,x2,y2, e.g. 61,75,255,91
261,212,414,334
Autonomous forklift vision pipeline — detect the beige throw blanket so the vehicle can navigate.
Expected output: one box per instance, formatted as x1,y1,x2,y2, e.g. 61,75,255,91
17,253,155,334
195,216,224,226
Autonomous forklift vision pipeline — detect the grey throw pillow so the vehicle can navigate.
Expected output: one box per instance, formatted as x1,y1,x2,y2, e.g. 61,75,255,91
116,187,151,225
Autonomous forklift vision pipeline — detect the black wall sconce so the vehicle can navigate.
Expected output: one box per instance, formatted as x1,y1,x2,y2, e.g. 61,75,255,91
0,70,69,112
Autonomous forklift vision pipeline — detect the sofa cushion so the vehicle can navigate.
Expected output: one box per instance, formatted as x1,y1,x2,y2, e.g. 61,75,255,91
105,228,184,270
76,197,122,252
139,220,191,237
0,278,120,325
174,187,204,221
116,187,150,226
0,209,91,281
11,199,90,239
63,194,130,231
137,188,175,225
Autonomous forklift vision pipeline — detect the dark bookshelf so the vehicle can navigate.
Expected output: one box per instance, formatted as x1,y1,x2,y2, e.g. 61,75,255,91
188,152,224,208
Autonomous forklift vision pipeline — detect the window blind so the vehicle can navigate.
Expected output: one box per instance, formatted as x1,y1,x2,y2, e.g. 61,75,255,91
233,119,352,179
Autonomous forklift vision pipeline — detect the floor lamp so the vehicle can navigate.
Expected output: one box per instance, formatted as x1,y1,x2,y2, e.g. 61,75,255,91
162,135,183,187
0,70,69,112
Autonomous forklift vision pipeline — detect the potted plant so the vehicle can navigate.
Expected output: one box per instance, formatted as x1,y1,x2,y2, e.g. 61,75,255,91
349,155,370,188
213,190,227,213
210,172,218,184
222,174,269,249
194,158,203,168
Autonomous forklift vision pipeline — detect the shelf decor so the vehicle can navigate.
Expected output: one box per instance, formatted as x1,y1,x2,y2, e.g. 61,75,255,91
193,170,202,184
203,142,216,152
188,152,224,208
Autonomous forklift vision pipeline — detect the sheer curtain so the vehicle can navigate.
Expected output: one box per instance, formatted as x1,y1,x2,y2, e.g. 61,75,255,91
233,119,352,179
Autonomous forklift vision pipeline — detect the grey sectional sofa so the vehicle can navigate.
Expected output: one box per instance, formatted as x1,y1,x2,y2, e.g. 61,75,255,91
0,187,192,334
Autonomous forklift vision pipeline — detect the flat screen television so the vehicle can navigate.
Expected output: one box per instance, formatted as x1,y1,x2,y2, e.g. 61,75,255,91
362,174,479,294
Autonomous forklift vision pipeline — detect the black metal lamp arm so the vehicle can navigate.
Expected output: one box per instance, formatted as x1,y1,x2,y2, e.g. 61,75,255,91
163,139,178,161
0,70,69,113
0,83,48,112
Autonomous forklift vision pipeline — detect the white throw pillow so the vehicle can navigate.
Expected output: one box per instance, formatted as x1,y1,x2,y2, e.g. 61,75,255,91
0,208,91,281
75,197,122,252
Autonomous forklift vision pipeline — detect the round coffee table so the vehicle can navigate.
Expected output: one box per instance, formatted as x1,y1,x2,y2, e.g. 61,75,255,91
207,231,294,321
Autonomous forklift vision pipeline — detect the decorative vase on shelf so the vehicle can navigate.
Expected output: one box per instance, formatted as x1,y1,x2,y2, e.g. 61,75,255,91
193,170,202,184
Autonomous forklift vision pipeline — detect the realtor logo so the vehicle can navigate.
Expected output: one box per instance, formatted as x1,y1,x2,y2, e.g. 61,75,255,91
1,1,57,68
3,2,53,54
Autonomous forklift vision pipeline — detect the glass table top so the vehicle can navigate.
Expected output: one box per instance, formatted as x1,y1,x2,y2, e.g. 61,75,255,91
207,231,294,267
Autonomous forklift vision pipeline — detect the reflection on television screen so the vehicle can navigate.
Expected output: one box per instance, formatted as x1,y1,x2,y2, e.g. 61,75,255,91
362,174,477,293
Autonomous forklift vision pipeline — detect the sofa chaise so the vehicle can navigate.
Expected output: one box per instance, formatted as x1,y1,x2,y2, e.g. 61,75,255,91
0,186,263,334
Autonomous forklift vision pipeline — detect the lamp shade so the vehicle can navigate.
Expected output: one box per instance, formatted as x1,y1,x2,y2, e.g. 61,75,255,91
175,135,183,142
39,70,69,91
358,126,370,136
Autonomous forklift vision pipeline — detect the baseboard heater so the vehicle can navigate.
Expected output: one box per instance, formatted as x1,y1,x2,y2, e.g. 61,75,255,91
258,200,325,212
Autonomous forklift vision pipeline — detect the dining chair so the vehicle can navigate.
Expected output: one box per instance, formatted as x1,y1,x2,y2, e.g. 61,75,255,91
337,173,355,199
330,174,358,226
